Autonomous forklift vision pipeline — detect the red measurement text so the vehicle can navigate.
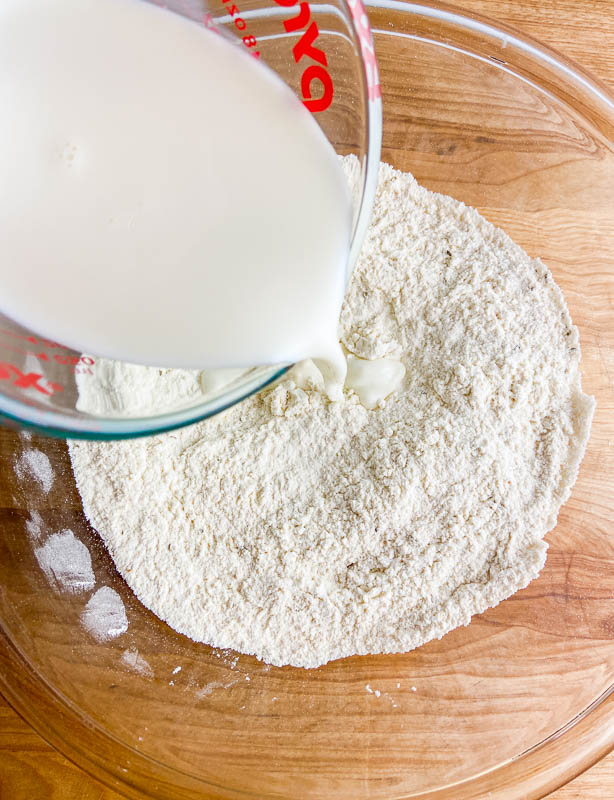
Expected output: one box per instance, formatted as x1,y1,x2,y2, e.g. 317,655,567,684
204,8,261,58
0,362,64,396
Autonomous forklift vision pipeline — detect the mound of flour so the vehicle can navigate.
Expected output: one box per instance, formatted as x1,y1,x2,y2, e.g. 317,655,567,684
69,161,594,668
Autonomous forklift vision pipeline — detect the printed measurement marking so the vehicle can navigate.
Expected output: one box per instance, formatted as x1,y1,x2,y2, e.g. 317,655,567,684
0,341,94,371
0,327,63,349
0,361,64,396
347,0,381,101
0,328,96,363
204,8,260,59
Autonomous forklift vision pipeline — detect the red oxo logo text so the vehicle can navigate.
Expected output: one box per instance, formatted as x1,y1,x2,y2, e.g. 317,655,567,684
274,0,334,113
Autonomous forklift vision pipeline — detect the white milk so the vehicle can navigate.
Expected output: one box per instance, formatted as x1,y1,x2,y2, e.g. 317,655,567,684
0,0,351,390
345,354,405,409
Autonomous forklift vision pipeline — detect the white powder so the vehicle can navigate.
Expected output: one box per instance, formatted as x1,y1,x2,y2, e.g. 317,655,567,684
69,161,594,669
80,586,128,642
121,647,154,678
25,510,45,543
196,678,240,698
75,358,202,417
16,448,54,493
34,529,95,594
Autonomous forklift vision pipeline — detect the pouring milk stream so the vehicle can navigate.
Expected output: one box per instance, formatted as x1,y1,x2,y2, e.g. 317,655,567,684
0,0,353,397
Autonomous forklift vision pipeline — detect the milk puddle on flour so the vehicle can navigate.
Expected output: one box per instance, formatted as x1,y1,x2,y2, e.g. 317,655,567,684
0,0,351,390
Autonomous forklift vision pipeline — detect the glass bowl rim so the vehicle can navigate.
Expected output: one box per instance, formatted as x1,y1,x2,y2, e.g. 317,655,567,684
2,2,614,798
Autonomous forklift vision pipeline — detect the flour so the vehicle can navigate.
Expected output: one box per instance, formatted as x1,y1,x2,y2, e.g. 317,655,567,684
75,355,252,417
121,647,154,678
16,448,54,494
25,510,45,544
80,586,128,642
196,678,240,698
34,529,95,594
68,160,594,669
75,359,202,416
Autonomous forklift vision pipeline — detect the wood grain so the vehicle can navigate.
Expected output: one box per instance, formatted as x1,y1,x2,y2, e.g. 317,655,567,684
4,686,614,800
0,695,115,800
1,0,614,799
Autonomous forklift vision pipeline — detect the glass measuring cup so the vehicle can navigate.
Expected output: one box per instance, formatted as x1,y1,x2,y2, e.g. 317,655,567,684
0,0,381,439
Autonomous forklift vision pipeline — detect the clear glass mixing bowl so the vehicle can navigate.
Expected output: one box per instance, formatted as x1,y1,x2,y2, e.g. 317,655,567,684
1,2,614,799
0,0,382,439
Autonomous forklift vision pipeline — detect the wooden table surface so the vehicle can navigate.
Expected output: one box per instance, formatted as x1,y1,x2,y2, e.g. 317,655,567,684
2,0,614,798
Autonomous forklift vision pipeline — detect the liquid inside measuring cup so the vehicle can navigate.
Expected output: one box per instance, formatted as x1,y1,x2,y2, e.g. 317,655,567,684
0,0,351,394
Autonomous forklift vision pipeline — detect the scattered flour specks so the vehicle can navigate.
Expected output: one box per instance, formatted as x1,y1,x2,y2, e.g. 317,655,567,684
16,449,54,493
80,586,128,642
365,684,396,704
121,647,154,678
212,648,240,669
195,677,239,698
25,510,45,544
34,530,95,594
